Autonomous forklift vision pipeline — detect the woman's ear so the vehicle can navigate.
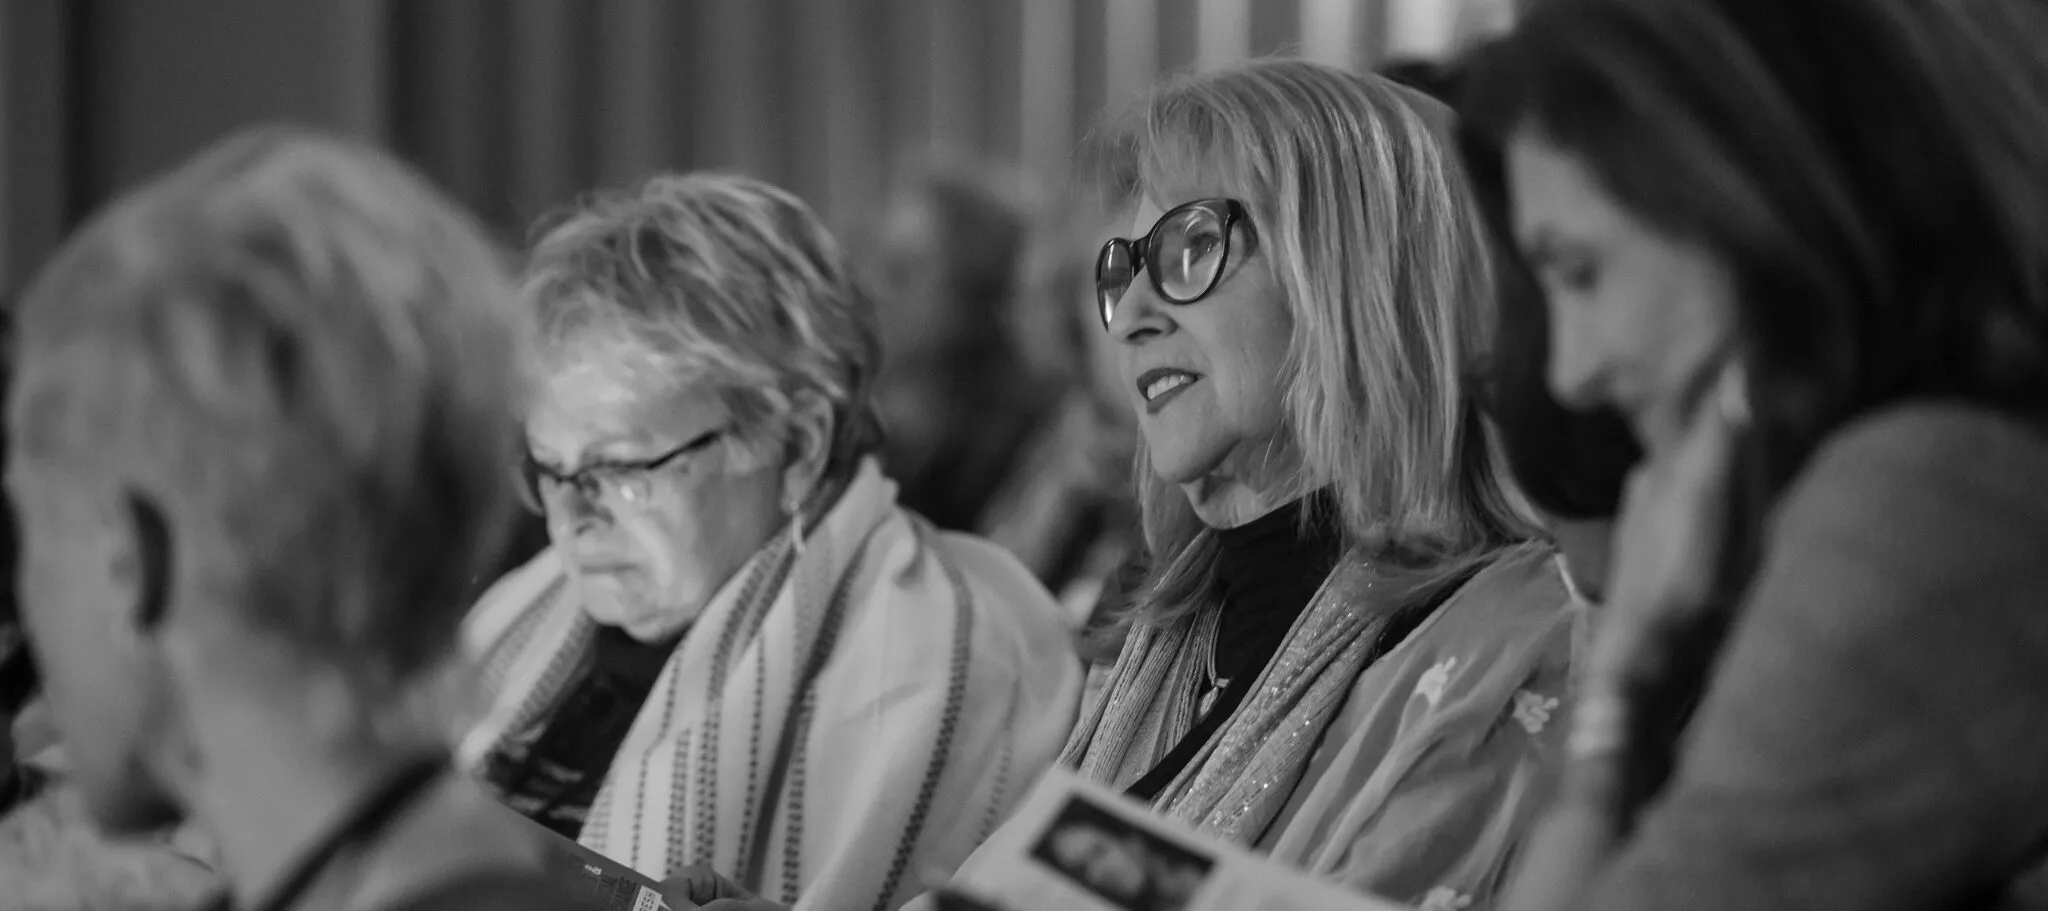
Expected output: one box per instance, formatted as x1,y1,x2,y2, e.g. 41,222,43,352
781,392,835,511
117,491,173,635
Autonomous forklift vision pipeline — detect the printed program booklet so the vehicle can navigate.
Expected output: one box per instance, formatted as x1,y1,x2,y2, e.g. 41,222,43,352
945,768,1412,911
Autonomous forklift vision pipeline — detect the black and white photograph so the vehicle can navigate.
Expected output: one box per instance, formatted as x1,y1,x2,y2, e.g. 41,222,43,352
5,1,2048,910
1030,796,1216,911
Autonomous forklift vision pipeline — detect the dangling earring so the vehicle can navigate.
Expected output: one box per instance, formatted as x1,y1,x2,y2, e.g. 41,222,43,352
1717,360,1753,429
787,500,806,557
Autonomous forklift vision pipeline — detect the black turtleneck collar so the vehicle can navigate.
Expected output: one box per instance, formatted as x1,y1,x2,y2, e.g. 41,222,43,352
1211,490,1345,684
1122,490,1349,802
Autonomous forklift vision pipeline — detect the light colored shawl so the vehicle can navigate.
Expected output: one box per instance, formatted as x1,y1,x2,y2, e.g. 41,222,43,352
1057,546,1579,909
1059,556,1381,846
459,459,1082,911
1263,546,1578,909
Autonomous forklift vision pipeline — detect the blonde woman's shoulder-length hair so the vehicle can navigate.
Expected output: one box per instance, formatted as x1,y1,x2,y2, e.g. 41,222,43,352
1099,58,1538,630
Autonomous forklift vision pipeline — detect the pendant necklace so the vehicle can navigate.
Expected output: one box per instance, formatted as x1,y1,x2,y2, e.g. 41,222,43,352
1197,606,1229,717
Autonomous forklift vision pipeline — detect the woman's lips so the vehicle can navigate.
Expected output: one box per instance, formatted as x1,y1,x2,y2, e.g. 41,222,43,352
576,561,639,576
1135,367,1202,415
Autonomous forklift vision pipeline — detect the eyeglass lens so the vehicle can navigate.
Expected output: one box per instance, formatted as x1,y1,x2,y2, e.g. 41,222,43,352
520,462,659,515
1096,204,1230,327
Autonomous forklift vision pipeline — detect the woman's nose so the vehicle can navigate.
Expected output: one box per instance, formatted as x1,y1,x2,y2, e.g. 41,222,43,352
1545,308,1606,409
1107,276,1170,343
551,483,613,534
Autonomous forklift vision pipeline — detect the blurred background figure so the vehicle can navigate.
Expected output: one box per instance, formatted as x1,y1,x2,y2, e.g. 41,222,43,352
863,161,1146,631
866,161,1054,535
976,206,1143,626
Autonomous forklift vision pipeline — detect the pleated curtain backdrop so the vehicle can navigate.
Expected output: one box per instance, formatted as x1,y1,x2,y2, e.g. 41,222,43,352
0,0,1518,293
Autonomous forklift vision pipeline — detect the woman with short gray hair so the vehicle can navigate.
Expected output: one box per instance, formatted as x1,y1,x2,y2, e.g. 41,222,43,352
459,173,1082,911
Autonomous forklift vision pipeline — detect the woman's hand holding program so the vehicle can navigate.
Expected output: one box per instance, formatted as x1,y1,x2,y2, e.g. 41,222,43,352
658,865,758,909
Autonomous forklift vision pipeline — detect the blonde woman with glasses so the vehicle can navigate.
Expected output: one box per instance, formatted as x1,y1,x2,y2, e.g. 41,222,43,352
939,59,1584,911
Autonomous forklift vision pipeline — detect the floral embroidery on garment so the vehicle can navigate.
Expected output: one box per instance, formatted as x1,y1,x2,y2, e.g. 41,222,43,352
1416,656,1460,707
1420,886,1474,911
1512,690,1560,735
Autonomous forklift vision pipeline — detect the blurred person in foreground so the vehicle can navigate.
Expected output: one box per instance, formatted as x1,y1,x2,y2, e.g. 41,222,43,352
1463,0,2048,907
458,173,1081,911
3,127,600,911
936,59,1580,911
867,162,1064,535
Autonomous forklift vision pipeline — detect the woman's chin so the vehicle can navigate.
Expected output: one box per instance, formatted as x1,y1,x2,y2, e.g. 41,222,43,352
618,613,693,644
585,606,692,644
1144,445,1227,489
578,589,700,643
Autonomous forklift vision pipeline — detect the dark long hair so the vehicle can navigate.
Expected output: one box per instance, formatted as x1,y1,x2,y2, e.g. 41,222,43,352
1380,56,1644,520
1466,200,1642,520
1464,0,2048,488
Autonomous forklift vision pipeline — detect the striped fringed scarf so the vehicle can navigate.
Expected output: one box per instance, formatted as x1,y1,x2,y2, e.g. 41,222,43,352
1059,556,1381,847
458,459,977,910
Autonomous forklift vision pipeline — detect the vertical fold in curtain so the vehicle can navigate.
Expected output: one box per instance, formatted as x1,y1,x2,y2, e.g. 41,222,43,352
328,0,1522,256
388,0,517,237
591,0,674,193
0,0,79,294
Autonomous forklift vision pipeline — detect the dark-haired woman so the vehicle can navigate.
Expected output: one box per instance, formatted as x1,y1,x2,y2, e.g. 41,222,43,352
1461,132,1642,614
1464,0,2048,907
1390,55,1644,609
